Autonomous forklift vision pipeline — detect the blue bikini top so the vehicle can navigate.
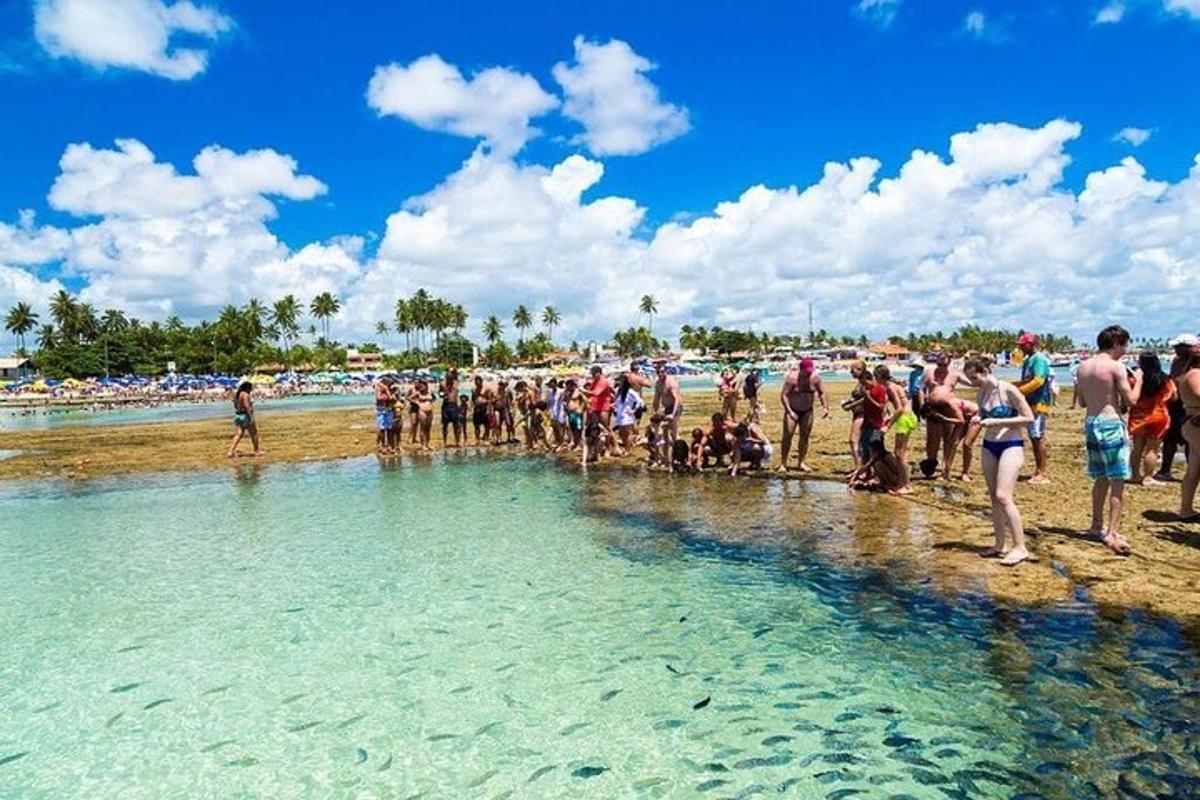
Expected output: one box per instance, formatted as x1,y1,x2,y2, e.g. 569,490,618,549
982,404,1018,420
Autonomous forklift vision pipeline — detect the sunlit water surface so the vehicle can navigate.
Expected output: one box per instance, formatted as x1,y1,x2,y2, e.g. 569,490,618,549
0,456,1196,799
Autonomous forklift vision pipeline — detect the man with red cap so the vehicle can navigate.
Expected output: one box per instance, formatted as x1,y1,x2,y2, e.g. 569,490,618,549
1014,332,1052,484
778,357,829,472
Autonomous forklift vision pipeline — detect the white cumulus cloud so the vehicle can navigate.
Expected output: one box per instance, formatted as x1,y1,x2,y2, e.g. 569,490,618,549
855,0,903,27
34,0,232,80
552,36,690,157
366,54,559,155
6,120,1200,345
1114,127,1153,147
1165,0,1200,18
963,11,987,36
1094,2,1126,23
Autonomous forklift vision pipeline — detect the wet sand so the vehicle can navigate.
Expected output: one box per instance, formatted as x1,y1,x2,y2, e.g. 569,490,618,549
2,384,1198,634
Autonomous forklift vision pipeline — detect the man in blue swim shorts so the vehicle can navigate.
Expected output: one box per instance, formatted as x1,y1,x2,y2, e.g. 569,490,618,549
1074,325,1142,556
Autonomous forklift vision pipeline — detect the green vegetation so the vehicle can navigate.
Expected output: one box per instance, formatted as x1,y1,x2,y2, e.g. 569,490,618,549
9,287,1090,380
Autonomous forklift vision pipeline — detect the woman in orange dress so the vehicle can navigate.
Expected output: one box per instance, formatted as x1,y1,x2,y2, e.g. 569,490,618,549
1129,352,1176,484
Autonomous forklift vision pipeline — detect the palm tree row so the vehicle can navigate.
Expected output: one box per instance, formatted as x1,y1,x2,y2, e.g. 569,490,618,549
392,289,468,353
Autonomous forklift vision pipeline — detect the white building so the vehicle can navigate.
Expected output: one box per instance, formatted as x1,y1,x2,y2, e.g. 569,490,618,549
0,357,34,381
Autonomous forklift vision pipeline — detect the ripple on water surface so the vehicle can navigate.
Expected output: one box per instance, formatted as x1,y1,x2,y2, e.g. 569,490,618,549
0,455,1198,798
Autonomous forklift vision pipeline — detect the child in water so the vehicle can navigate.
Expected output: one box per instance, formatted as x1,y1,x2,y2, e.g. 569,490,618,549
689,428,705,472
671,439,693,474
644,413,669,468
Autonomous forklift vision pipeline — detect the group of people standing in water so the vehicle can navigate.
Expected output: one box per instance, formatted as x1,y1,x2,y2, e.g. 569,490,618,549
224,323,1200,567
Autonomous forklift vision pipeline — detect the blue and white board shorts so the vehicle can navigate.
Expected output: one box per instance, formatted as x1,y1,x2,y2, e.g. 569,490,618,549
1028,413,1048,440
376,408,395,431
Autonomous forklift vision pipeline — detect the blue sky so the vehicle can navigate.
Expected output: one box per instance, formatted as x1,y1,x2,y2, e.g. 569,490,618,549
1,0,1199,342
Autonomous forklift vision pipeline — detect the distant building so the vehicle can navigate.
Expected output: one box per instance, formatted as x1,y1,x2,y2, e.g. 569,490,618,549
345,349,383,372
868,343,912,360
0,357,34,381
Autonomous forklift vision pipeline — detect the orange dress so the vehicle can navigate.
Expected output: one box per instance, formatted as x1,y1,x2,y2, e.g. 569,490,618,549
1129,381,1176,440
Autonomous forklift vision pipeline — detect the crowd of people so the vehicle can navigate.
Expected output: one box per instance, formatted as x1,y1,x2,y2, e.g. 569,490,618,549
225,326,1200,566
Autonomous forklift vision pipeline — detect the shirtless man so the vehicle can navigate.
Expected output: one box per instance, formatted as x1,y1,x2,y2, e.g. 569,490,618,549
496,379,516,444
440,368,462,448
652,360,684,445
778,357,828,472
700,413,737,468
625,360,653,395
922,353,963,472
1074,325,1142,555
471,376,495,445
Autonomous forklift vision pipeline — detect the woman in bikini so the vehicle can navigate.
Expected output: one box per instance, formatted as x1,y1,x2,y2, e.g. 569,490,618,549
1128,352,1176,484
718,369,739,421
962,355,1035,566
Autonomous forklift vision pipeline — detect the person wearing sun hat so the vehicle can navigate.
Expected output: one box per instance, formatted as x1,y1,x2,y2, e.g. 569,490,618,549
1013,331,1052,484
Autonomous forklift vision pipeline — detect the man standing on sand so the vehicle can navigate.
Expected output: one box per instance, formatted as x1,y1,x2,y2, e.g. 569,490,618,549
652,359,683,444
1155,334,1199,481
1014,332,1052,484
778,357,828,472
922,352,963,473
1074,325,1142,556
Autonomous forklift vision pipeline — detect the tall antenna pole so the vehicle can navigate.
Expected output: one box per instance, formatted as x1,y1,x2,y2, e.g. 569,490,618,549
808,301,814,343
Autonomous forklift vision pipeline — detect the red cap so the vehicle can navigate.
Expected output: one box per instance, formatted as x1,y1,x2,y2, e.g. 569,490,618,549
800,358,814,373
1016,333,1038,347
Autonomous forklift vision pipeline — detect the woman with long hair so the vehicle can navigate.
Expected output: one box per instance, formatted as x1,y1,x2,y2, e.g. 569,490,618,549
962,355,1035,566
874,364,917,494
1128,352,1176,484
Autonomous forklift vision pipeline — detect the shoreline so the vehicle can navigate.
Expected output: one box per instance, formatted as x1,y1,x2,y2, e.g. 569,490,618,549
2,384,1198,637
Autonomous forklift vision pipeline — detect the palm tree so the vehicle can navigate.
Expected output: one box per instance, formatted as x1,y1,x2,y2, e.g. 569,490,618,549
639,295,658,334
375,321,389,344
309,292,340,341
541,305,560,343
394,298,413,352
49,290,78,340
5,302,38,353
513,305,532,343
36,324,57,350
483,315,504,343
452,304,468,335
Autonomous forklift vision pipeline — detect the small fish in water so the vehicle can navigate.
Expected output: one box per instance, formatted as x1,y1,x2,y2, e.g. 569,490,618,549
494,662,517,673
377,754,393,772
283,607,304,614
559,721,592,736
426,733,457,742
826,790,864,800
32,702,61,714
0,752,29,767
875,706,899,715
355,748,368,764
761,735,792,746
226,756,258,768
527,765,557,783
693,696,711,710
116,644,147,653
696,778,730,791
142,699,173,711
571,765,609,779
666,664,682,675
467,770,498,788
679,616,688,623
752,626,773,638
202,685,232,695
475,721,503,736
600,689,622,702
200,739,237,753
286,720,321,733
110,682,142,694
336,713,368,729
105,713,124,728
281,693,307,705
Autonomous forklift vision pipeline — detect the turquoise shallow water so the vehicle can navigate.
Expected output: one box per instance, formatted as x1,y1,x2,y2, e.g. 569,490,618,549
1,457,1197,799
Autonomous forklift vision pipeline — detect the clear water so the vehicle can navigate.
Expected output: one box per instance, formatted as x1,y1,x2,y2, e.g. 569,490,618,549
1,457,1196,799
0,392,369,431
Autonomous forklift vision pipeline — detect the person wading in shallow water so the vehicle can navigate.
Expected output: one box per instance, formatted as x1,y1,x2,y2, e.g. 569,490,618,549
778,357,828,473
227,380,264,458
